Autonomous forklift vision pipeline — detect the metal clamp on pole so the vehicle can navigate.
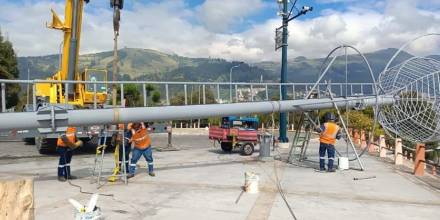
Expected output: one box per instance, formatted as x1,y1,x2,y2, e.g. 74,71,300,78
36,105,69,133
353,99,366,110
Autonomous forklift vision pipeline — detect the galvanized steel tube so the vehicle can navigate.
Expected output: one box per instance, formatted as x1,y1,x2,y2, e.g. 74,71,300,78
0,95,394,131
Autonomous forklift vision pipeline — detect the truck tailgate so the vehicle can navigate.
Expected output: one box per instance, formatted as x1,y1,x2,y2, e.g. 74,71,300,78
209,126,226,140
237,129,258,142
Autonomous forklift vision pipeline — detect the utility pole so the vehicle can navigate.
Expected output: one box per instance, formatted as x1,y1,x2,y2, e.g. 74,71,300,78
26,64,30,105
111,0,123,107
279,0,289,143
229,62,243,103
276,0,313,143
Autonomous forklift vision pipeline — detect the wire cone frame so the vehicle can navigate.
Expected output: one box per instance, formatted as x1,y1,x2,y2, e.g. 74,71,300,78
378,57,440,143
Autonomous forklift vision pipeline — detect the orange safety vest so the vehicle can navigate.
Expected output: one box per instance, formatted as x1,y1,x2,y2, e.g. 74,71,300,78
57,127,77,147
319,122,340,145
131,128,151,149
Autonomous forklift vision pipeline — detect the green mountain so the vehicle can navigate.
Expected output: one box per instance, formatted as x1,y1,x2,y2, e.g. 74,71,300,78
17,47,419,84
254,48,414,83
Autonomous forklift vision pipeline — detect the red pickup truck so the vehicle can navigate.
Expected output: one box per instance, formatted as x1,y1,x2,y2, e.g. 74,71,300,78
208,116,259,155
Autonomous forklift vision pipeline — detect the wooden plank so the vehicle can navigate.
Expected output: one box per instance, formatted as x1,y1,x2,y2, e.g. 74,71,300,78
0,178,34,220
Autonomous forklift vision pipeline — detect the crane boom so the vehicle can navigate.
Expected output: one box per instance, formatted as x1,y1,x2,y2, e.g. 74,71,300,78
36,0,110,106
48,0,87,82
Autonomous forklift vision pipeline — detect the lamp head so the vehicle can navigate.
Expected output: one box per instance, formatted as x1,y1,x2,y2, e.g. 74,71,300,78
301,6,313,14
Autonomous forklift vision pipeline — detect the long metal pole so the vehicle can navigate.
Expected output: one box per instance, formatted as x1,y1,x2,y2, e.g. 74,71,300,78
279,0,289,143
0,95,394,131
112,26,119,107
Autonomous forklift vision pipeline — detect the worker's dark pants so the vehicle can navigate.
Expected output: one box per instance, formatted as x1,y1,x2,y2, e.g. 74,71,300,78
129,146,153,174
57,147,73,178
118,133,131,173
319,143,335,170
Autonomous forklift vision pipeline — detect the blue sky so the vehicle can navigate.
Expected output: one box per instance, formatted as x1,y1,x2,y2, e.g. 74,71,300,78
1,0,440,61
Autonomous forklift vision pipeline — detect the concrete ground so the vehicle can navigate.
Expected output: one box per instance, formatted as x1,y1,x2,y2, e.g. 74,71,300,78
0,132,439,220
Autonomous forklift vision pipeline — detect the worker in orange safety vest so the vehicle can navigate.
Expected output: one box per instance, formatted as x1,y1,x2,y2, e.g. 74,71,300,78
56,127,82,181
128,122,155,178
315,112,341,172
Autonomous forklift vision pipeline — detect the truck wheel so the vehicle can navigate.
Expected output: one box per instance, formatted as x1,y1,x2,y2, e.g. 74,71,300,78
36,137,55,154
23,138,36,145
220,142,233,152
241,143,254,156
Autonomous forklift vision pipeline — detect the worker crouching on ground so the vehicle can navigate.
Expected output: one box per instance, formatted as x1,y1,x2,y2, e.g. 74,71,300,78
56,127,83,182
315,112,341,172
128,122,155,178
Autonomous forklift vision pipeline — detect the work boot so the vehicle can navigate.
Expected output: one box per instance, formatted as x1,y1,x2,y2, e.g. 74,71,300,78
327,168,336,173
149,172,156,177
58,176,67,182
314,168,326,173
67,175,78,180
127,173,135,179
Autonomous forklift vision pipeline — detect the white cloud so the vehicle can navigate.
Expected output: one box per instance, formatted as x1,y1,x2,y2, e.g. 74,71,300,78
0,1,65,56
196,0,264,33
1,0,439,62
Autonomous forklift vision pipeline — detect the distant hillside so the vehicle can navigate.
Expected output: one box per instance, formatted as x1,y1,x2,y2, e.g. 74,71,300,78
254,48,414,83
17,47,427,84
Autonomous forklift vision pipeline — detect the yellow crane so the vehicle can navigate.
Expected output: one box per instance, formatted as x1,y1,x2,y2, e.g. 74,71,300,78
35,0,110,107
24,0,124,154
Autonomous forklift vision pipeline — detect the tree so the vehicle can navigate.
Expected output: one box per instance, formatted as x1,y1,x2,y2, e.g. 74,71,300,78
0,30,20,110
116,83,160,106
170,87,216,105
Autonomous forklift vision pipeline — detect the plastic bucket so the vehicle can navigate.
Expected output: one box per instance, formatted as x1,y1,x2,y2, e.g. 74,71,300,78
278,142,290,149
244,172,259,194
74,207,102,220
338,157,349,170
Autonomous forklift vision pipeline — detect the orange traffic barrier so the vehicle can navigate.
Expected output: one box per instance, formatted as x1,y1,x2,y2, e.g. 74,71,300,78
379,135,387,157
360,130,367,149
414,143,425,176
394,138,403,165
368,132,376,153
353,129,360,145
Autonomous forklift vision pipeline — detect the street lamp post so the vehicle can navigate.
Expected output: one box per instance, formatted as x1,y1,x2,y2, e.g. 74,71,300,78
26,62,31,105
229,63,243,103
277,0,313,143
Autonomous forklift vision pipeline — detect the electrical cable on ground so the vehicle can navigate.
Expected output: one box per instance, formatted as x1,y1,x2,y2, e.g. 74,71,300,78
264,111,299,220
68,179,114,197
273,161,298,220
68,179,143,217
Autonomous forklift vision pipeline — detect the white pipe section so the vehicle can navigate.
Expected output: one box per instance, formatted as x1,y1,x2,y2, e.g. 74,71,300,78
0,95,394,131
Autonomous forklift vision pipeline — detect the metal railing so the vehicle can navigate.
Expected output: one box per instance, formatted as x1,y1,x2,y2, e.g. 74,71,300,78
0,79,376,112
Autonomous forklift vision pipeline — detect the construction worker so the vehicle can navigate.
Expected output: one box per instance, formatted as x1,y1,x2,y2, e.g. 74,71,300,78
57,127,82,181
128,122,155,178
316,112,341,172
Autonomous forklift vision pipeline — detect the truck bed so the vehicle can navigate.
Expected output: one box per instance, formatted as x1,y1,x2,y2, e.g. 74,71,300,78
209,126,258,142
